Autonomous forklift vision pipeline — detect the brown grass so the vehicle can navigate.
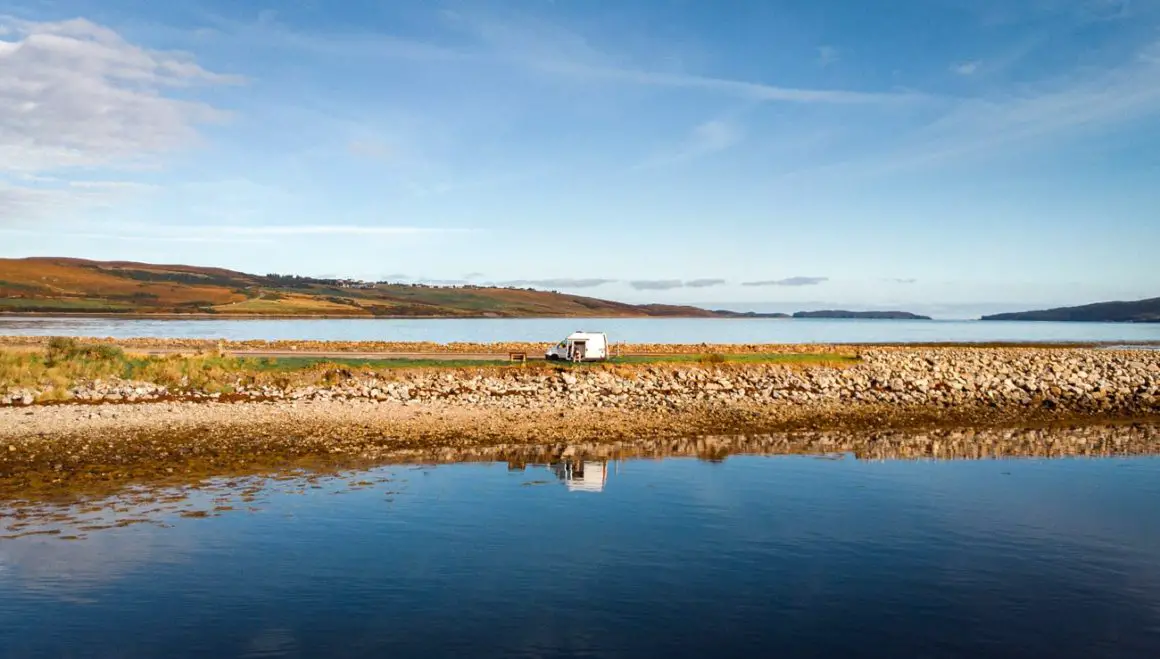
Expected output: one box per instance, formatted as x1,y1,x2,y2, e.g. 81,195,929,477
0,341,855,401
211,295,366,315
0,258,245,307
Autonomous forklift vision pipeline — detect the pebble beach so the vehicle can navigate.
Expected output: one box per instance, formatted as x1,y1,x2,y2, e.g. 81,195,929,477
2,342,1159,489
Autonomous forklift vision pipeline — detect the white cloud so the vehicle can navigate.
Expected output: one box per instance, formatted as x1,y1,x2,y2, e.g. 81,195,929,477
629,279,684,290
817,46,839,66
635,118,743,169
346,139,392,160
436,11,914,105
537,61,921,104
496,278,616,289
239,9,914,107
0,178,152,218
0,17,240,220
0,227,268,244
67,181,158,191
0,185,75,216
911,41,1160,162
777,38,1160,179
218,225,467,236
952,60,981,75
691,119,742,153
743,277,829,287
0,223,466,244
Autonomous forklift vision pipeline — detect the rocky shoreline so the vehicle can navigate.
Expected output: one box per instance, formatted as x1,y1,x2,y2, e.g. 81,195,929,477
1,347,1159,489
3,346,1158,411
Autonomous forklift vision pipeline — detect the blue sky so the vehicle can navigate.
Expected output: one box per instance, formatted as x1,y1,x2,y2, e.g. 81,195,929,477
1,0,1158,315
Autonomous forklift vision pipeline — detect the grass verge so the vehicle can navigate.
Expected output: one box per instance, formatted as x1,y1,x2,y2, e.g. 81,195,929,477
1,339,856,399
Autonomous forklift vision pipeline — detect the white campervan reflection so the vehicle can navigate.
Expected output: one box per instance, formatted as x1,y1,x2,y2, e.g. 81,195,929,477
549,461,608,493
545,331,609,362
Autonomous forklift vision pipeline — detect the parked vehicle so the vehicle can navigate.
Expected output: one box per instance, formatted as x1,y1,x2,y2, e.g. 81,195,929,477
545,331,609,362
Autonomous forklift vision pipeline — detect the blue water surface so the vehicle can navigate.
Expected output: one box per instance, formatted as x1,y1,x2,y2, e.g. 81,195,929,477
1,316,1159,344
2,452,1159,658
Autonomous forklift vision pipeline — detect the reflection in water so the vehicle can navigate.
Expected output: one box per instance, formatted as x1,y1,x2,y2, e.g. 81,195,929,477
2,425,1160,658
548,461,609,492
3,423,1159,539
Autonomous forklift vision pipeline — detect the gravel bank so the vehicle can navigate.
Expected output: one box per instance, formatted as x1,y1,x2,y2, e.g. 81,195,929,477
2,347,1158,489
3,347,1158,412
2,348,1160,491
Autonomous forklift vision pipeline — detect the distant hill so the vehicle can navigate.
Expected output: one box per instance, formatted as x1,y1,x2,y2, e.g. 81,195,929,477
0,257,734,318
981,297,1160,323
793,310,932,320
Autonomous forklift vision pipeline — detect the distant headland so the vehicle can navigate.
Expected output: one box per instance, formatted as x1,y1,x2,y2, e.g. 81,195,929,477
792,310,932,320
982,297,1160,323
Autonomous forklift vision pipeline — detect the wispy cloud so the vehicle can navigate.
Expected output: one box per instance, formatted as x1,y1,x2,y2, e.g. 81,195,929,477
742,277,829,287
888,278,919,284
499,278,617,289
346,139,392,160
778,37,1160,179
217,225,467,236
951,60,980,75
907,41,1160,164
692,120,742,152
1067,0,1136,23
817,46,840,67
629,279,685,291
0,223,465,244
0,179,152,223
635,118,744,169
0,227,268,244
352,8,921,106
685,278,727,288
0,17,239,220
218,8,914,108
933,0,1139,27
66,181,158,191
537,60,923,104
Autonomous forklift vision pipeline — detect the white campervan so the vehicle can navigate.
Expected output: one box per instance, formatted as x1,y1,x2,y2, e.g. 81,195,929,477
545,331,609,362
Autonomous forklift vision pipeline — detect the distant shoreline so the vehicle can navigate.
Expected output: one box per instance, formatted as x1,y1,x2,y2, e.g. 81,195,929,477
983,317,1160,324
0,311,940,321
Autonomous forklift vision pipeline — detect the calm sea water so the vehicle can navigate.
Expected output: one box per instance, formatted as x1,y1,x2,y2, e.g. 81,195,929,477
1,316,1159,344
3,440,1160,657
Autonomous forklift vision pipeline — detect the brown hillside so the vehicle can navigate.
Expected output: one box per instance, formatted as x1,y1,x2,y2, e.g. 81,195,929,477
0,257,722,318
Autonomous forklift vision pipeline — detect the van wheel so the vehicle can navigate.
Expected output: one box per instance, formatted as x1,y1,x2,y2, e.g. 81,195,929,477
546,355,560,362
